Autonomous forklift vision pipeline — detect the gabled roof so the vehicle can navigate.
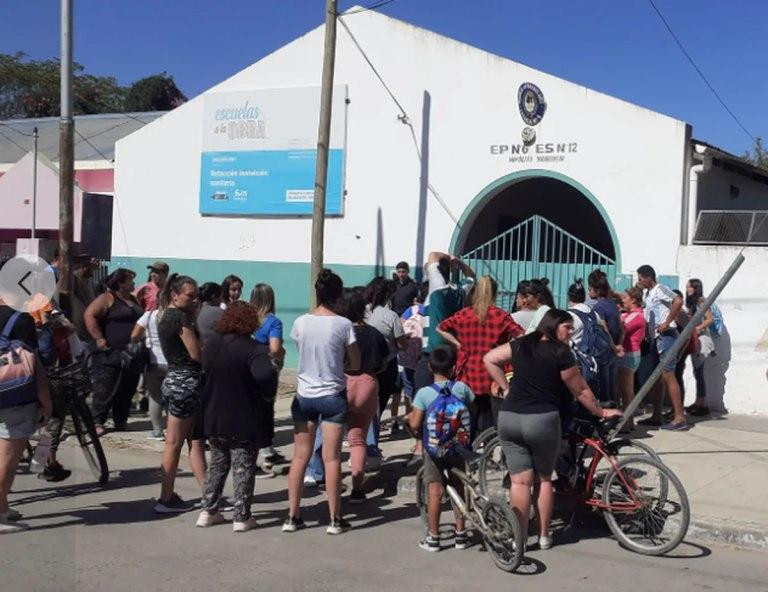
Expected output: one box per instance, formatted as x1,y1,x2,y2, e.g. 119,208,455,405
0,111,165,165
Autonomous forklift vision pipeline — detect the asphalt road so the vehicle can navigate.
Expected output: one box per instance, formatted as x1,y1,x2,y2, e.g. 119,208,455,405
3,443,768,592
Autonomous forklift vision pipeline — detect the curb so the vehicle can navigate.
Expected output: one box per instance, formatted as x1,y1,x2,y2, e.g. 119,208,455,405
394,474,768,552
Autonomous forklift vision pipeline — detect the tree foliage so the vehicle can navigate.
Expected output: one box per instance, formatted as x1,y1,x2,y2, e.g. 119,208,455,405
124,73,187,112
0,52,185,119
743,137,768,171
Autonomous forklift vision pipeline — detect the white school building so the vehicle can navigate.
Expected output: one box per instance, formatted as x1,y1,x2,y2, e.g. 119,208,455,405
109,9,768,413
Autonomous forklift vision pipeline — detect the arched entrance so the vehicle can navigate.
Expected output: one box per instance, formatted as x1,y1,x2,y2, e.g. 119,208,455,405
450,170,621,308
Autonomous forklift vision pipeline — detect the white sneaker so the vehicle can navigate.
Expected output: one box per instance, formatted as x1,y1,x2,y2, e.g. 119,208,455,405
0,518,29,534
539,534,553,550
303,475,318,488
196,510,226,528
233,517,258,532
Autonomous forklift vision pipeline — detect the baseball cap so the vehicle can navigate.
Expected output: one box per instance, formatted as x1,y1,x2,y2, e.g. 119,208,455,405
395,261,409,272
148,261,170,274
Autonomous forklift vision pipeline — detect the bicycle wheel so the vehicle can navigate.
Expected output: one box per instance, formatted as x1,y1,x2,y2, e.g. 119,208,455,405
415,466,429,529
478,437,507,500
602,455,689,555
480,499,524,572
472,427,497,453
595,439,666,499
70,399,109,485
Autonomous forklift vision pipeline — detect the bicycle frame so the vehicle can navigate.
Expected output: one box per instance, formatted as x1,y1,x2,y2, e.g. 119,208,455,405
442,467,491,532
572,433,644,513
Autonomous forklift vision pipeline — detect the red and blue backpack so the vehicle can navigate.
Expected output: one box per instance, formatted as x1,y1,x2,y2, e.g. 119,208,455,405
422,381,471,459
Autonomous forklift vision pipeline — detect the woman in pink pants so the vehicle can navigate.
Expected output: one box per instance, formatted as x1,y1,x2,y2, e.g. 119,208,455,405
337,288,389,505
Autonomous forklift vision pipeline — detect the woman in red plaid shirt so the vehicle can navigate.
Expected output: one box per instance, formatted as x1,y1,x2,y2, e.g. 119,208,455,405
437,276,524,439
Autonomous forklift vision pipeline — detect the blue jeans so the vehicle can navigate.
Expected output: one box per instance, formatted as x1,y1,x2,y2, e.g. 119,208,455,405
305,428,325,481
291,392,348,424
366,412,382,457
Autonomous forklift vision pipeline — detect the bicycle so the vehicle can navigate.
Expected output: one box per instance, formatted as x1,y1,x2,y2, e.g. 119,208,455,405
480,416,689,556
477,417,662,502
25,356,110,485
415,448,525,572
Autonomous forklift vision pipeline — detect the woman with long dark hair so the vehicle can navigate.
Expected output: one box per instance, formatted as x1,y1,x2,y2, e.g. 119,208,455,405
437,276,524,438
220,275,243,309
683,278,717,416
484,309,620,550
154,274,207,513
523,278,555,334
195,302,277,532
84,268,144,435
284,269,360,535
511,280,534,329
197,282,224,348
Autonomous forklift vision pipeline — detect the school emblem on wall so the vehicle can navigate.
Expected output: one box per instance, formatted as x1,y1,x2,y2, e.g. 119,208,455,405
518,82,546,126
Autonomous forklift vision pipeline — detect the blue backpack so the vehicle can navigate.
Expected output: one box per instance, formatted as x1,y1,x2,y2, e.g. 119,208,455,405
569,308,615,382
422,381,471,459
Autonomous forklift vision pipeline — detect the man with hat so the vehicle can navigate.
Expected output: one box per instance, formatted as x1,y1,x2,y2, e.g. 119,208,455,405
136,261,169,312
391,261,419,316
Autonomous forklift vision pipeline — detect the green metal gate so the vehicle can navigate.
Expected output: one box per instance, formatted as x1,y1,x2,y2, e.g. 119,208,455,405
461,215,617,309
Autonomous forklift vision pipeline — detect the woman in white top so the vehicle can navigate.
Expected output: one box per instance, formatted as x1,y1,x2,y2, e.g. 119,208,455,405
131,308,167,440
284,269,361,535
524,278,555,334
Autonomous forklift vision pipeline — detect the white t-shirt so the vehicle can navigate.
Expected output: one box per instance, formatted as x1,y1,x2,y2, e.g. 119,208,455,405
525,305,551,335
568,303,592,347
137,310,167,366
290,314,357,398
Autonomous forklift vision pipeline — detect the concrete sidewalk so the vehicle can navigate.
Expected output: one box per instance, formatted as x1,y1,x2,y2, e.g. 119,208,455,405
93,389,768,551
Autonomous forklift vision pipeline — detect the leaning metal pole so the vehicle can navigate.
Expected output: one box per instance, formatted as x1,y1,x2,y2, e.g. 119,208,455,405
610,253,746,437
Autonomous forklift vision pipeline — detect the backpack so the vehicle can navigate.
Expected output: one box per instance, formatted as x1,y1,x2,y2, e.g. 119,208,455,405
569,308,614,381
0,312,38,410
422,381,471,459
398,305,425,369
710,304,724,337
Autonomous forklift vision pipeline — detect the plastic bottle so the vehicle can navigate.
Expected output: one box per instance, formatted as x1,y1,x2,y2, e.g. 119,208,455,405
30,432,51,474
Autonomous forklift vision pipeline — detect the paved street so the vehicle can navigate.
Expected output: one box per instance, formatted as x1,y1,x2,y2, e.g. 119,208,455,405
4,434,768,592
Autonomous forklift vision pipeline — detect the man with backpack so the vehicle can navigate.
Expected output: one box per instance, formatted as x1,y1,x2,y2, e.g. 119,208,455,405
409,346,474,552
566,278,618,403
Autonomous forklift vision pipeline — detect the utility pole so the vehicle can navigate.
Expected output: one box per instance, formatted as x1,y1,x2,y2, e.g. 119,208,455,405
31,127,38,239
309,0,338,308
59,0,75,313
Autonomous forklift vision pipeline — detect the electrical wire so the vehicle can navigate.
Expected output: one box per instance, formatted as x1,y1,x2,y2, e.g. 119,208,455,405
0,127,30,154
647,0,756,143
341,0,397,16
338,15,460,226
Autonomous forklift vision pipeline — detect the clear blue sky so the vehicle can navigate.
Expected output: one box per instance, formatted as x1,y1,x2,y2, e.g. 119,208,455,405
2,0,765,156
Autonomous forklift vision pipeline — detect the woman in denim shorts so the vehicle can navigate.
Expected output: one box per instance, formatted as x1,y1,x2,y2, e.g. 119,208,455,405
283,269,361,535
618,287,646,431
154,275,207,514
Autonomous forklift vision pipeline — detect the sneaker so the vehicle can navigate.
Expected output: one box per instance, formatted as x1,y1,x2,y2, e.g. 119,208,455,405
154,493,192,514
2,508,22,521
37,462,72,482
660,420,690,431
0,519,29,534
282,516,306,533
233,517,258,532
454,529,470,550
254,466,275,480
349,489,367,505
326,516,351,535
419,533,440,552
303,475,318,488
146,431,165,441
196,510,226,527
265,451,287,464
539,534,553,550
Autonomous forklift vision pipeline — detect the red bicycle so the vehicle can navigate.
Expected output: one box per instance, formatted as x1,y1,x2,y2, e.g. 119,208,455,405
479,415,690,556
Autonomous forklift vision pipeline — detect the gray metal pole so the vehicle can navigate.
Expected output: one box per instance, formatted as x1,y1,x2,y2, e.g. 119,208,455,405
32,127,38,240
611,253,746,437
309,0,338,309
59,0,75,309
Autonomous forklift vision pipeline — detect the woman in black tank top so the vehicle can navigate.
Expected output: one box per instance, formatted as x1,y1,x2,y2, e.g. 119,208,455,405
84,269,143,433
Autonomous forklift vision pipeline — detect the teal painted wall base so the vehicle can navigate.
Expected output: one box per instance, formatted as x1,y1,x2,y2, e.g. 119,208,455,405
110,257,380,368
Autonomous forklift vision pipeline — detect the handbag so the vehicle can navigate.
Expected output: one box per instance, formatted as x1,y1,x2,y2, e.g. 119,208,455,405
121,338,149,373
686,330,701,356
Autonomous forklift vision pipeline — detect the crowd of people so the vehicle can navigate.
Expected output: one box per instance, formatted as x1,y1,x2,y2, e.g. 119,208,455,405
0,252,725,546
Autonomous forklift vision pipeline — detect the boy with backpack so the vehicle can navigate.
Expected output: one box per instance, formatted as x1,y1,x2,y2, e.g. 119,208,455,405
409,345,474,552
